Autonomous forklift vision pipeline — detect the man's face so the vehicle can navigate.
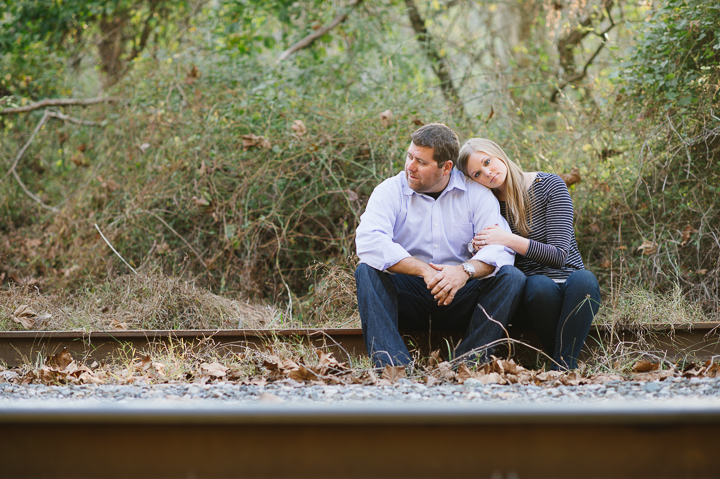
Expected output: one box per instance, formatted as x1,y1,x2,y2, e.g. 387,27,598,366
404,142,448,193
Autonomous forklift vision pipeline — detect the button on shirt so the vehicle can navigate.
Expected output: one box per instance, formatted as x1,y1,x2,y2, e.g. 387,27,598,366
356,169,515,276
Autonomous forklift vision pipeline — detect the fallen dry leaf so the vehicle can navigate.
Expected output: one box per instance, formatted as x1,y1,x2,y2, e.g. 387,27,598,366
12,305,36,329
558,167,581,187
476,372,504,385
200,362,228,378
382,365,405,383
426,376,440,386
110,318,128,330
632,360,659,373
47,348,74,370
288,365,318,382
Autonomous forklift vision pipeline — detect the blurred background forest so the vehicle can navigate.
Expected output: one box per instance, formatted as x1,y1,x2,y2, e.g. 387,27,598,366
0,0,718,331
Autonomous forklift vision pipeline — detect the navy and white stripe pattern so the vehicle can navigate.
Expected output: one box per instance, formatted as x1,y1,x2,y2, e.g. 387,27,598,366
499,172,584,282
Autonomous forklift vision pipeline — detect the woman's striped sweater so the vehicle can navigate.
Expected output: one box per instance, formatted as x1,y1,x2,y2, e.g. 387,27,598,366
499,172,585,282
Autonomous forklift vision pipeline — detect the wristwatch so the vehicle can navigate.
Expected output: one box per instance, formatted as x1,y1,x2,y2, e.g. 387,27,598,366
461,262,475,279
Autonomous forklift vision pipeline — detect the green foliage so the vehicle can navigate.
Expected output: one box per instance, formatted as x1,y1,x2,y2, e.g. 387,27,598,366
620,0,720,111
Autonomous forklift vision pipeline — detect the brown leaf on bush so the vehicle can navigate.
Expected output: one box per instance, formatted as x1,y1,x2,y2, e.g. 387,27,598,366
346,189,359,202
185,65,200,85
71,153,89,167
636,240,657,255
600,260,612,268
291,120,307,136
379,110,393,128
288,365,318,382
200,362,229,378
241,134,272,151
192,196,210,207
156,242,170,255
382,365,405,383
12,304,36,329
680,225,698,247
632,360,659,373
558,167,581,187
97,175,120,192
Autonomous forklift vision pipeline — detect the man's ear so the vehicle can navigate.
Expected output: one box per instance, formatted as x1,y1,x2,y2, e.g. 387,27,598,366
441,160,454,176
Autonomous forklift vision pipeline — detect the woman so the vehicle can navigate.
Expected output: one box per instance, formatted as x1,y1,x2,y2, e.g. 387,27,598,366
457,138,600,370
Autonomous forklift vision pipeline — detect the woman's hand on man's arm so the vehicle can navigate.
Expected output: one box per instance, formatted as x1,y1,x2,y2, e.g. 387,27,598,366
473,225,530,256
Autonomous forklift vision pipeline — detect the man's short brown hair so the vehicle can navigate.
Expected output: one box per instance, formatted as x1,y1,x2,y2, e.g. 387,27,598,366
410,123,459,168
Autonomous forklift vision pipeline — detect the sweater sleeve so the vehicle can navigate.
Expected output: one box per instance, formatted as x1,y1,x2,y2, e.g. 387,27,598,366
523,175,574,269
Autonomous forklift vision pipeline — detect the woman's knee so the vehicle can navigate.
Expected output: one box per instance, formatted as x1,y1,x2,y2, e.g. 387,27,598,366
524,275,561,304
565,269,600,299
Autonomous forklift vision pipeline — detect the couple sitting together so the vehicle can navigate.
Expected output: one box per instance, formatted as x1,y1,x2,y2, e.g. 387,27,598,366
355,123,600,370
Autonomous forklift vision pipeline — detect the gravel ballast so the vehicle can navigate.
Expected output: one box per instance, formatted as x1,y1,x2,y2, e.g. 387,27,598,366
2,377,720,405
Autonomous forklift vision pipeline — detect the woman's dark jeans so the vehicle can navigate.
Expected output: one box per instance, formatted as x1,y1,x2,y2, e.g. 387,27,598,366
516,269,601,370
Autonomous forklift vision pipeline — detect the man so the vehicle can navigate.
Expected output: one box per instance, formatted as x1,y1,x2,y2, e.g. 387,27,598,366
355,123,525,367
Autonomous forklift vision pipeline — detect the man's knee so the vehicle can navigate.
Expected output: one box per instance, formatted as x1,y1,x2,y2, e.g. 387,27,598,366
496,265,526,293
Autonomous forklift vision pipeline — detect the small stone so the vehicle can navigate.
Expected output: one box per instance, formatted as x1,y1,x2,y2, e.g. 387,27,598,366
644,382,663,393
463,378,483,388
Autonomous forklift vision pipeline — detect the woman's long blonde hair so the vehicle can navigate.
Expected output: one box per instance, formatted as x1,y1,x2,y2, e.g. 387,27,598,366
456,138,532,237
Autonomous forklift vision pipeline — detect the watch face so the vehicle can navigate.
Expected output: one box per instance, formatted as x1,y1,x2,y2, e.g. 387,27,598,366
467,242,474,254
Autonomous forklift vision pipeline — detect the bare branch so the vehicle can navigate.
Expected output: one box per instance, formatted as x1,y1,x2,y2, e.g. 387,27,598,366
5,110,105,213
276,0,363,63
0,97,119,115
550,2,617,103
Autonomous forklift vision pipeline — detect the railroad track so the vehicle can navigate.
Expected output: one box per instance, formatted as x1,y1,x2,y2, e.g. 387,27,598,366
0,401,719,478
1,323,719,367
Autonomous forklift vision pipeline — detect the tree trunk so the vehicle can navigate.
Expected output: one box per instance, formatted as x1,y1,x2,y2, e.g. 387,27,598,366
404,0,465,117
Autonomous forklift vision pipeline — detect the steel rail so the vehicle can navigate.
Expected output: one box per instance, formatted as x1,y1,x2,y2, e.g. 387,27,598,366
1,401,719,478
0,323,719,366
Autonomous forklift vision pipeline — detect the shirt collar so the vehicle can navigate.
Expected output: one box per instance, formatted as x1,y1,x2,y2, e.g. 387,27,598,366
400,168,468,196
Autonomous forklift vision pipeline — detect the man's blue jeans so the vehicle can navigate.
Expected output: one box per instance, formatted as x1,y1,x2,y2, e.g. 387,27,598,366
515,269,601,370
355,264,526,368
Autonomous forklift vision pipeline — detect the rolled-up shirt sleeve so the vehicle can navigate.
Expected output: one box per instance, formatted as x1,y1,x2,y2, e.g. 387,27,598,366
355,182,411,271
468,184,515,278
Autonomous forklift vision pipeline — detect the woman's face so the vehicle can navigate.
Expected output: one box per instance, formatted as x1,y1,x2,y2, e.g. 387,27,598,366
466,151,508,190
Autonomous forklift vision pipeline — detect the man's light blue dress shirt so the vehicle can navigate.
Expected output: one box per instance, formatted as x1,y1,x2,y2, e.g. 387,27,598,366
356,169,515,277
